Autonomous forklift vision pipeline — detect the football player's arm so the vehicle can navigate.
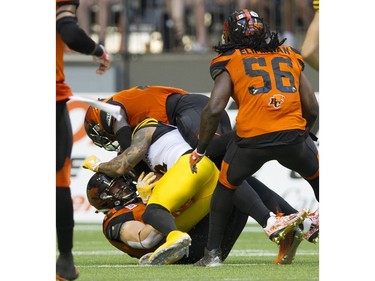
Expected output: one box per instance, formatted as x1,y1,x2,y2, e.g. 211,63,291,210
301,10,319,71
190,71,231,173
56,4,103,57
56,2,111,74
299,72,319,130
113,108,133,151
120,221,164,249
97,127,155,177
196,71,232,154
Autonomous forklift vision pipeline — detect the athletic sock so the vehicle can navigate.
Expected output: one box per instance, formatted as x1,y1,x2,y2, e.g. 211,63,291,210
206,184,235,250
142,204,177,235
56,187,74,252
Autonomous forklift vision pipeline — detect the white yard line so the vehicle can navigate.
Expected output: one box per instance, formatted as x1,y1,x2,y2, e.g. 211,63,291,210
72,249,318,257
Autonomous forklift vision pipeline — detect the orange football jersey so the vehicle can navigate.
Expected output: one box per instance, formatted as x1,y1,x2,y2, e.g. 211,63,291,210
210,46,307,138
102,203,157,258
105,86,189,128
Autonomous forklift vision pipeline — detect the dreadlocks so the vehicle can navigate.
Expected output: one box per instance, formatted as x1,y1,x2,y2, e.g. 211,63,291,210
214,30,286,54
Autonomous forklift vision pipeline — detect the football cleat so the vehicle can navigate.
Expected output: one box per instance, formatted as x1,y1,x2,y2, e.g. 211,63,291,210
275,227,304,265
139,252,152,265
56,254,79,281
194,248,223,267
148,230,191,265
303,210,319,243
166,245,190,264
139,246,190,266
265,209,309,244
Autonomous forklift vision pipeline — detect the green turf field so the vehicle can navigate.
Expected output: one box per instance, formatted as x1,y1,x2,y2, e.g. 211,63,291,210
68,223,319,280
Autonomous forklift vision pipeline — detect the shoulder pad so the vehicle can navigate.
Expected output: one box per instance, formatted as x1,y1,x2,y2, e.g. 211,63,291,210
132,118,159,139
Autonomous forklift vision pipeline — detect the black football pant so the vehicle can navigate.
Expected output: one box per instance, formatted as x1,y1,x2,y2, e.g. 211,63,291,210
56,101,74,254
167,93,232,149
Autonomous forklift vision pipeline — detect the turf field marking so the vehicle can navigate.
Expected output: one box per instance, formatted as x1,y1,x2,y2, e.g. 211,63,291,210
72,249,318,257
77,263,271,268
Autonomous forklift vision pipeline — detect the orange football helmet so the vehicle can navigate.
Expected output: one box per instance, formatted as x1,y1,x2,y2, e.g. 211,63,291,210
84,105,120,152
223,9,267,44
87,172,139,213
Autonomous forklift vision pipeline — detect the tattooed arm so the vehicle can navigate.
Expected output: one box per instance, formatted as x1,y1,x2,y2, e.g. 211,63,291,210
97,126,156,177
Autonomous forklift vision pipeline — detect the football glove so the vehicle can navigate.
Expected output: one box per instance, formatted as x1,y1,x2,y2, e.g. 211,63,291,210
137,171,158,204
189,149,205,174
94,45,111,75
82,155,101,172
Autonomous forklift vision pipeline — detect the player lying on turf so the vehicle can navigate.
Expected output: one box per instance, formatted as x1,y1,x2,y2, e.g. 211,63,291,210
86,171,249,264
83,118,317,265
86,170,317,265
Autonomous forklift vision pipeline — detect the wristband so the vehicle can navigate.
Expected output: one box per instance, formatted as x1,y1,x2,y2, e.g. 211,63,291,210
196,144,206,155
92,44,104,57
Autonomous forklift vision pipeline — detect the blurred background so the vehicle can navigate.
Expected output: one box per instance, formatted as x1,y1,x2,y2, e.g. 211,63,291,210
65,0,318,93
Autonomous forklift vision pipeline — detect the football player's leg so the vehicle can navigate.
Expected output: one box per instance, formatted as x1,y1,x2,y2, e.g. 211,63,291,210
221,208,248,261
242,176,298,215
56,101,78,280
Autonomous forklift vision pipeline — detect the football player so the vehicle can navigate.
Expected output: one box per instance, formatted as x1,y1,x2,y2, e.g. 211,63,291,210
83,86,232,154
86,171,249,264
56,0,111,279
189,8,319,266
83,117,309,265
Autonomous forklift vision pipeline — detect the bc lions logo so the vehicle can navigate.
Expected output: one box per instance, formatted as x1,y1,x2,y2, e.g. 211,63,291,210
268,94,285,108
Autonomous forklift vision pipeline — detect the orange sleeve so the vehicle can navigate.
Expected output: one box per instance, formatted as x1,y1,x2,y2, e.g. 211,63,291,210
102,204,158,258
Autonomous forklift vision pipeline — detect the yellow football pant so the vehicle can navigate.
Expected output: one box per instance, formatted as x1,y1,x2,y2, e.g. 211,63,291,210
147,154,219,232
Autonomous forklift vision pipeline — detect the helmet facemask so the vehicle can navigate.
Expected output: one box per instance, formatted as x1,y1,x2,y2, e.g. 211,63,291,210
84,106,120,152
87,123,120,152
87,173,138,213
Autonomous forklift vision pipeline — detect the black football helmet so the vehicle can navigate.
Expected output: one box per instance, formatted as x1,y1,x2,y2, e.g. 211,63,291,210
86,172,138,213
84,105,120,152
223,9,266,44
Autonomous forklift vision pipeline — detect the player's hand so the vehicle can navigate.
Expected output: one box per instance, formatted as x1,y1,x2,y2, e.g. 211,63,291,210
189,149,205,174
94,45,111,75
137,171,158,204
82,155,101,172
